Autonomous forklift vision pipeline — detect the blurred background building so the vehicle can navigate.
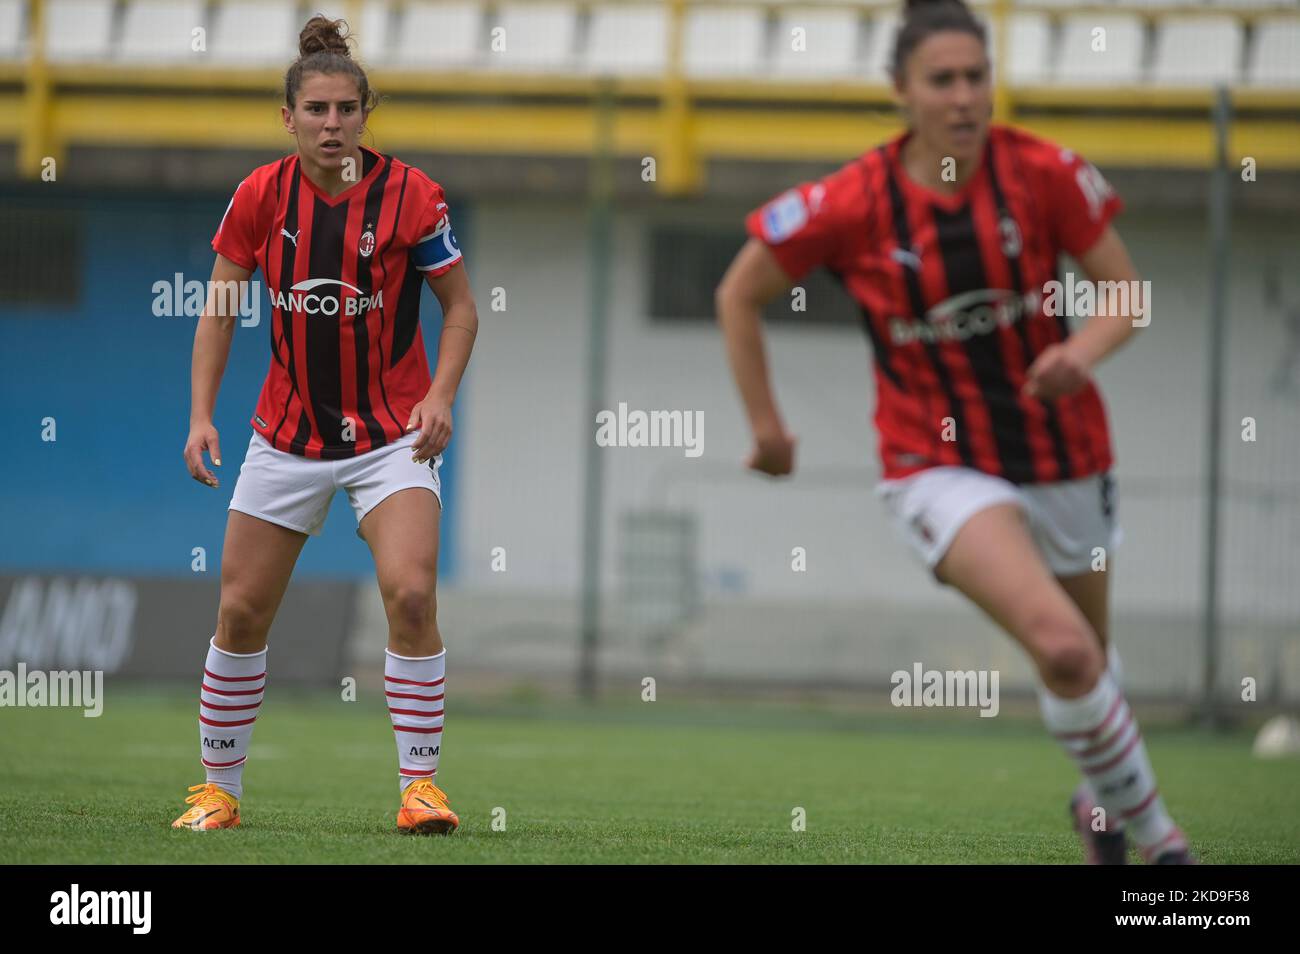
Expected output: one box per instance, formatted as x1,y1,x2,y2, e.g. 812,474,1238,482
1,1,1297,711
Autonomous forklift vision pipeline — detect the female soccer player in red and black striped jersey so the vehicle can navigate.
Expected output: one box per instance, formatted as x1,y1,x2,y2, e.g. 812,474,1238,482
717,0,1192,864
175,16,475,834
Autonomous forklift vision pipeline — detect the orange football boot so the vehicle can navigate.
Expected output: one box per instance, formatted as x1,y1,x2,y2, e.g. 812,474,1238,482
397,779,459,835
171,782,241,830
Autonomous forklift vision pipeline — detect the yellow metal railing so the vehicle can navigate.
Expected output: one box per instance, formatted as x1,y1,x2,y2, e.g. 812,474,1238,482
7,0,1300,189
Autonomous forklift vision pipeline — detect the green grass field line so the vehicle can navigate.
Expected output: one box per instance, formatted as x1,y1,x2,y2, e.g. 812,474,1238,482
2,690,1297,864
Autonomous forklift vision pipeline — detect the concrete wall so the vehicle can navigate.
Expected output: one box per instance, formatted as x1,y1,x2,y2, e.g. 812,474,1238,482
388,195,1300,701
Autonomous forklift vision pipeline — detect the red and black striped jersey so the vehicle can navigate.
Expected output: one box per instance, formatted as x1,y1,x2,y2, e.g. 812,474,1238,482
212,145,463,459
745,124,1123,484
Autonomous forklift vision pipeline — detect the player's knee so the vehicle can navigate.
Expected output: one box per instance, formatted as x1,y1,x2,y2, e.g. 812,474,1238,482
385,583,436,634
1029,616,1103,690
216,594,272,649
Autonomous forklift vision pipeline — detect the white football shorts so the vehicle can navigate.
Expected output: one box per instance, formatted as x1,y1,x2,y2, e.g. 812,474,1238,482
228,429,442,537
875,465,1121,577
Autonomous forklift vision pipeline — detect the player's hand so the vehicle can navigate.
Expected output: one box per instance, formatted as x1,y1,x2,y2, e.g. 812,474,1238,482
1023,343,1091,401
407,397,452,463
184,422,223,488
746,427,797,477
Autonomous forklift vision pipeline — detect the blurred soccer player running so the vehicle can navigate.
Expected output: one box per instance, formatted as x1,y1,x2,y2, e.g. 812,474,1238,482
717,0,1193,864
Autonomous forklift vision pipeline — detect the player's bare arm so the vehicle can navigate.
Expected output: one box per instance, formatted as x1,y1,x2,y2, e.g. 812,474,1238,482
715,237,798,477
185,252,253,489
408,260,479,464
1024,225,1144,400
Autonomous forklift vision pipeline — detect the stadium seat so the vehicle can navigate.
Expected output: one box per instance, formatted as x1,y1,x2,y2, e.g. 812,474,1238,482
683,5,766,78
45,0,113,62
772,6,863,80
995,13,1053,88
0,0,23,61
207,0,298,66
117,0,206,64
487,3,578,73
1215,0,1299,6
1151,16,1243,88
304,2,393,63
1248,17,1300,88
392,1,484,70
862,12,900,83
1054,14,1144,87
585,4,667,77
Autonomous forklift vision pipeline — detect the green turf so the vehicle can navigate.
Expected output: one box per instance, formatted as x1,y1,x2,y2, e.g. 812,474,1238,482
1,688,1297,864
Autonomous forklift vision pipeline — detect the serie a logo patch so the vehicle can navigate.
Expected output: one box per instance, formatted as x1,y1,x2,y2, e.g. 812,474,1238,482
762,189,809,243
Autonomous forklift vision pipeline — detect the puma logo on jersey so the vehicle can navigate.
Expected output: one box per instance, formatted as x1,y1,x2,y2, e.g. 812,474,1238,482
890,245,922,271
281,227,300,247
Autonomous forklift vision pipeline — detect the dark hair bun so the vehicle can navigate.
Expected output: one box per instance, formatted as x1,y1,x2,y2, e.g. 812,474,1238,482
299,14,352,59
285,13,375,114
893,0,984,77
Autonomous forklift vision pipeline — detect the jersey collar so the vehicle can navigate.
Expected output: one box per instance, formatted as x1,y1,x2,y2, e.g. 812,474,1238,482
296,145,386,207
888,128,990,213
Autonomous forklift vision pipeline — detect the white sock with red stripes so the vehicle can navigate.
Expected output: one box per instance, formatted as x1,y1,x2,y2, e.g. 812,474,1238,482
1039,671,1187,862
385,648,445,794
199,637,267,800
1075,643,1127,831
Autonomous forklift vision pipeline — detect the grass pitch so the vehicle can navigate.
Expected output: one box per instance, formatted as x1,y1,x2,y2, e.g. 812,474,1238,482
2,687,1297,864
